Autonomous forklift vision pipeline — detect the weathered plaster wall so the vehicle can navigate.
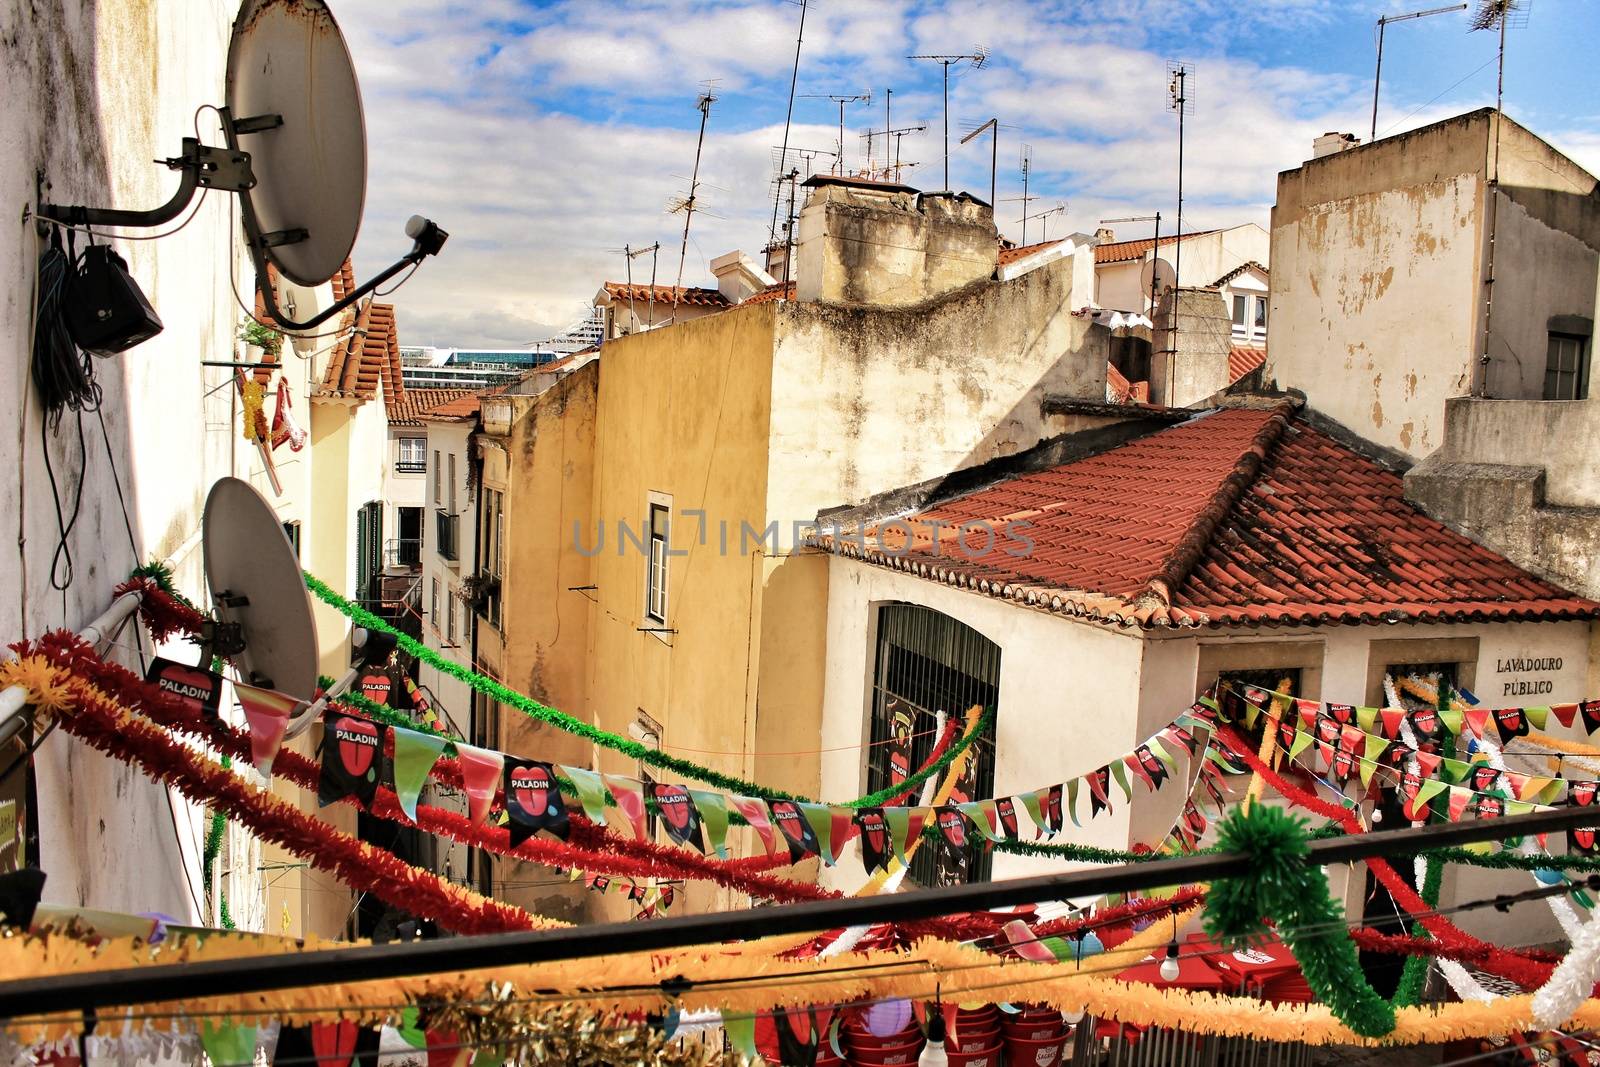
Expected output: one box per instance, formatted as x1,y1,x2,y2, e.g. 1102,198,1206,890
769,256,1109,514
1151,287,1233,407
0,0,245,919
417,419,478,735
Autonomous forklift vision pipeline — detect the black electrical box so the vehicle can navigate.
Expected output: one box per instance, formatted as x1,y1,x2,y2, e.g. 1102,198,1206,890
66,245,163,355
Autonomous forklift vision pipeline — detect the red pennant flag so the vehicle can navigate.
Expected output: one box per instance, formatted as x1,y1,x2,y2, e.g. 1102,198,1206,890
311,1021,359,1067
1462,707,1490,740
1447,786,1471,822
830,807,857,853
730,795,779,857
1551,702,1579,729
1315,740,1335,774
1124,753,1155,791
1414,749,1442,781
235,682,299,777
1379,708,1407,740
1298,703,1319,731
604,775,650,840
455,743,504,826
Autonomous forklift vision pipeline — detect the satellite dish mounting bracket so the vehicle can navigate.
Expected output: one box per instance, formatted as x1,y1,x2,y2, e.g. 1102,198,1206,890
36,136,256,229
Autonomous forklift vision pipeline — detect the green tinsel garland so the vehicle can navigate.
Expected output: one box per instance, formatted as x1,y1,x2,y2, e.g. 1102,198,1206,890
1205,804,1396,1038
303,570,990,807
1391,854,1444,1008
131,559,203,613
201,756,238,931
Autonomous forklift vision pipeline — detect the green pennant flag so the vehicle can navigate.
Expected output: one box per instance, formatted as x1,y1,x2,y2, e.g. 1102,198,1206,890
1242,702,1261,731
1526,706,1550,730
689,789,731,859
1439,758,1471,784
959,800,1003,842
201,1022,258,1067
1020,788,1046,830
1438,707,1463,735
1359,734,1390,789
799,802,838,866
1067,779,1082,827
390,727,449,823
1148,737,1177,774
561,766,610,827
1200,694,1220,713
884,806,911,862
397,1006,428,1050
1417,778,1448,810
722,1012,758,1060
1110,760,1134,802
1356,706,1378,734
1289,727,1315,762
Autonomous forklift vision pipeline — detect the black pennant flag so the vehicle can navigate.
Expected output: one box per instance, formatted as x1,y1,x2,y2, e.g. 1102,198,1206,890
318,712,387,808
768,799,819,862
854,807,891,874
650,783,704,852
503,758,570,845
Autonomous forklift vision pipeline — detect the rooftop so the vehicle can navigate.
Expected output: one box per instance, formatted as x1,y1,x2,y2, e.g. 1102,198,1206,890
744,281,796,305
1229,345,1267,383
819,403,1598,629
599,282,730,309
318,299,405,402
1094,229,1220,265
387,388,474,427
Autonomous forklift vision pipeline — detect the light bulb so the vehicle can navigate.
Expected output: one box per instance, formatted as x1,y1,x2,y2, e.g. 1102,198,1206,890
1159,942,1181,982
1062,1007,1086,1025
1371,807,1383,824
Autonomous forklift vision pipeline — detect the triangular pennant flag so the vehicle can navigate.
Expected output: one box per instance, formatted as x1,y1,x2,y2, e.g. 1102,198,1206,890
1439,757,1470,785
455,744,504,826
310,1021,360,1067
935,804,970,853
1315,740,1335,774
958,800,1003,842
689,789,730,859
1165,724,1201,758
1359,734,1390,789
854,808,891,874
1020,789,1046,833
1066,779,1082,827
1414,749,1442,781
1288,727,1314,762
1379,707,1407,740
1356,706,1378,734
882,805,911,863
1124,752,1155,792
798,802,837,866
604,775,649,840
1551,702,1579,729
1493,707,1530,744
1506,800,1536,817
995,796,1021,840
318,712,387,808
1109,759,1134,802
1462,707,1490,740
650,784,703,852
1582,700,1600,736
1446,786,1472,822
202,1023,259,1067
1504,771,1533,802
721,1014,758,1061
1407,779,1448,822
390,727,448,823
1086,767,1113,818
236,682,299,778
729,795,778,857
1526,706,1550,731
562,766,609,827
1298,703,1320,731
830,807,857,858
504,759,570,845
769,799,820,862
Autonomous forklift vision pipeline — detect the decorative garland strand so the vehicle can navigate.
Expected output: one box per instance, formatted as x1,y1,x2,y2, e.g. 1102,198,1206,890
1392,855,1443,1008
301,570,990,808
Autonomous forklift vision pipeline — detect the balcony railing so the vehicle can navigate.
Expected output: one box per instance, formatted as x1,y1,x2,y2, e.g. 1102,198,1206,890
435,509,459,561
395,459,427,474
385,538,422,568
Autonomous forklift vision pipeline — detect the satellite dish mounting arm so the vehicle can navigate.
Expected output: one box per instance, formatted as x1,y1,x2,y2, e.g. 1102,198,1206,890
248,215,446,333
36,138,257,229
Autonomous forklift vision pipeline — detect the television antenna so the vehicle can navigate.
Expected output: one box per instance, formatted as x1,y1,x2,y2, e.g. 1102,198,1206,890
769,0,810,248
1371,4,1467,141
1102,213,1163,313
1001,145,1037,243
802,91,871,174
1165,61,1194,384
908,47,989,190
33,0,447,332
960,118,1017,209
612,243,661,333
1034,202,1068,242
671,87,718,317
887,123,926,184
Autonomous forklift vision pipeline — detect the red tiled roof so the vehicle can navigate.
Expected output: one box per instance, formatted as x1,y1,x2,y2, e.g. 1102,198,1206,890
318,298,405,403
1229,345,1267,383
998,240,1063,267
601,282,729,308
745,281,795,305
387,388,473,426
1213,260,1268,287
1094,229,1219,264
420,393,484,422
824,405,1599,629
1105,362,1150,404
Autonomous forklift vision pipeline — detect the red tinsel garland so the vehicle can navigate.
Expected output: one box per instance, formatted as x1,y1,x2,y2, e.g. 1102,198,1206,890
1213,723,1556,990
114,576,209,645
34,659,545,935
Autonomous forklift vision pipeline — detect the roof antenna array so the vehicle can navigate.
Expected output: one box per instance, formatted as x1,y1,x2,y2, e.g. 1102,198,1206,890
1370,4,1468,141
960,118,1017,209
669,86,718,319
907,47,989,191
801,90,871,174
34,0,447,332
1001,145,1036,244
1164,61,1195,402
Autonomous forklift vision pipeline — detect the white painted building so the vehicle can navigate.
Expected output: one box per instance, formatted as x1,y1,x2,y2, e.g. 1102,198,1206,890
1092,224,1271,316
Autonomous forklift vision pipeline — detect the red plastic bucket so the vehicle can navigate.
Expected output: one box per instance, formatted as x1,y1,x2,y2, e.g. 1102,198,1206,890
946,1043,1003,1067
842,1025,921,1051
846,1037,924,1066
1001,1018,1066,1042
950,1026,999,1054
1003,1032,1069,1067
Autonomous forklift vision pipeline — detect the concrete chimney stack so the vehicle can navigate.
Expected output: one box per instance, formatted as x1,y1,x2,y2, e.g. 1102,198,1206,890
1094,227,1116,244
1311,132,1361,160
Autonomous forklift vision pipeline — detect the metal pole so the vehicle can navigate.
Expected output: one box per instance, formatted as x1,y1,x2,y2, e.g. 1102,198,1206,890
1171,69,1185,403
942,62,951,190
991,123,997,208
1149,211,1162,317
768,0,808,246
1,804,1594,1016
1371,17,1386,142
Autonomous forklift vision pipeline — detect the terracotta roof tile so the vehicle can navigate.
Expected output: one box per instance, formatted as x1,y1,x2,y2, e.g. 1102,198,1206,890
1228,345,1267,383
998,240,1063,267
1094,229,1219,264
822,406,1599,629
387,388,473,426
1105,362,1150,404
1213,260,1269,287
744,281,795,305
317,295,405,404
601,282,729,308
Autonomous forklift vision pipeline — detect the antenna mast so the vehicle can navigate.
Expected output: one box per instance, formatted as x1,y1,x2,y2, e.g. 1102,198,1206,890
803,90,871,174
1103,213,1162,315
1370,4,1467,141
1165,62,1193,404
1001,145,1036,244
959,118,1002,209
769,0,810,247
672,88,717,318
908,48,989,190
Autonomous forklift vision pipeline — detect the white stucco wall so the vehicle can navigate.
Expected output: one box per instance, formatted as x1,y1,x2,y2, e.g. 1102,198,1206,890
417,420,478,735
1,0,245,919
1095,225,1270,313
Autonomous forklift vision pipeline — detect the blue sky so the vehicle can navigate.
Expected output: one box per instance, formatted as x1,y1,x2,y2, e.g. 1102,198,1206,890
336,0,1600,347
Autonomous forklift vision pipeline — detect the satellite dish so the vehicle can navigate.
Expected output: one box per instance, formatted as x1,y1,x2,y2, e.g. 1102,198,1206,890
1140,257,1177,295
226,0,366,288
203,477,318,703
35,0,447,332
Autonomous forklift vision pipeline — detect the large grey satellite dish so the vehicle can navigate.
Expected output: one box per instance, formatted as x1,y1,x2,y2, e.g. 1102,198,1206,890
203,477,318,703
226,0,366,288
1140,256,1177,296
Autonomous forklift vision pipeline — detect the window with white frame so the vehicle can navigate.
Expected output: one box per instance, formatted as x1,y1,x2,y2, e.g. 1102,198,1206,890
447,453,458,513
397,437,426,474
1230,292,1268,345
446,587,457,643
480,488,504,628
432,450,442,505
430,577,439,632
646,503,669,624
1546,332,1590,401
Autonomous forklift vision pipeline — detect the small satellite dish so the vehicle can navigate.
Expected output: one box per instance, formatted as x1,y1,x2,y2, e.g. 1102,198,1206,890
1140,257,1177,295
36,0,447,332
226,0,366,288
203,477,318,703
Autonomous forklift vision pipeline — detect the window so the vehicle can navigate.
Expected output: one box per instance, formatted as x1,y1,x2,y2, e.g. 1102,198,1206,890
1198,641,1323,774
634,713,663,842
432,450,442,505
480,489,504,627
430,578,439,633
446,587,457,643
397,437,426,474
447,454,458,513
1255,297,1268,331
282,521,301,560
1232,295,1247,327
645,504,669,624
1545,332,1590,401
866,604,1000,887
1216,668,1303,758
1230,292,1267,344
354,502,383,604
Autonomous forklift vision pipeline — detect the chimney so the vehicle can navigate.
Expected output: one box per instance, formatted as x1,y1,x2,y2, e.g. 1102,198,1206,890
709,250,776,304
794,175,998,307
1311,131,1360,160
1094,227,1116,243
